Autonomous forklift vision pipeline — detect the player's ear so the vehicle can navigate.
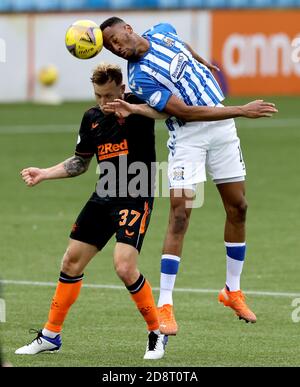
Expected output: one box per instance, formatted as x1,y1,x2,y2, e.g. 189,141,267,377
124,24,133,34
120,84,126,94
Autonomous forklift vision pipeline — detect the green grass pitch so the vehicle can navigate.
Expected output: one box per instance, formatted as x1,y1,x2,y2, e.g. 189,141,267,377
0,96,300,367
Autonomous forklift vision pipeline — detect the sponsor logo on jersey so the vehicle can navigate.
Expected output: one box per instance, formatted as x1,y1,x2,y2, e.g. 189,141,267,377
97,139,129,160
149,91,162,107
170,52,188,82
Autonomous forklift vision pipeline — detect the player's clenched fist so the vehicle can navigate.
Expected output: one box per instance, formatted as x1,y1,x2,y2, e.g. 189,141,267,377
20,167,46,187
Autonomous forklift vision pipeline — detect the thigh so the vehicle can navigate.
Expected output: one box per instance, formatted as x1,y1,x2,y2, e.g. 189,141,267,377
206,119,246,181
66,239,99,260
111,198,154,253
62,238,99,274
169,188,194,218
168,121,209,188
113,242,139,269
70,196,115,251
168,148,207,188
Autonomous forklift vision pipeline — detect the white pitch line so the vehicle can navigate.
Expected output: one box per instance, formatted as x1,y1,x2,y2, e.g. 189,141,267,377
1,279,300,298
0,118,299,134
235,118,300,129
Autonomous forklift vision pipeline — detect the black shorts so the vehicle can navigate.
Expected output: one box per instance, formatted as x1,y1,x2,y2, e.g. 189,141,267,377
70,192,154,252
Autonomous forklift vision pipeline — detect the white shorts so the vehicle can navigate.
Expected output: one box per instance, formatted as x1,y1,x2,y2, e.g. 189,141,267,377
167,117,246,188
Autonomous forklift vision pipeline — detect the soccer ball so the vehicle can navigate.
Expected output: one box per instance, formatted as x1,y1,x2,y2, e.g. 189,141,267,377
38,65,58,86
65,20,103,60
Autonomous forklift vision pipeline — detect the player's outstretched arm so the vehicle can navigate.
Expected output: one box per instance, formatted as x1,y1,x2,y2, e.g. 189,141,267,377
184,42,220,73
103,99,168,120
20,155,92,187
164,96,278,122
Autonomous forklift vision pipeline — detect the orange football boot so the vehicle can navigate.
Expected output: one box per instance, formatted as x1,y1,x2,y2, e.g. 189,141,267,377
157,304,178,335
218,287,257,323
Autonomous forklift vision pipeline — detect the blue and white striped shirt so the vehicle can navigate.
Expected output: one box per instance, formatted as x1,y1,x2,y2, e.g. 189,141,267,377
128,23,224,113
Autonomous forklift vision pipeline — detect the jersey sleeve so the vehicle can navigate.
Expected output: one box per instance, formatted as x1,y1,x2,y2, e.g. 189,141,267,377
144,23,177,37
129,75,172,112
74,111,95,158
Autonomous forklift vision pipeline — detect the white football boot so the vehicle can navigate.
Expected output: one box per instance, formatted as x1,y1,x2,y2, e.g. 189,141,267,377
15,329,61,355
143,331,167,360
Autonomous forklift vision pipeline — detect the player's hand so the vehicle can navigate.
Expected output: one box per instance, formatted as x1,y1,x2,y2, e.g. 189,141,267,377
103,99,134,118
20,167,46,187
206,63,220,73
241,100,278,118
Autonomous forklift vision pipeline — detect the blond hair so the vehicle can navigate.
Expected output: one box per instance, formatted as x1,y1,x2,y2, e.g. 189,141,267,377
91,63,123,86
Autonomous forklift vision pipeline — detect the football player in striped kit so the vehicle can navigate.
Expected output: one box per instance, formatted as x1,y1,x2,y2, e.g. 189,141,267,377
100,17,277,335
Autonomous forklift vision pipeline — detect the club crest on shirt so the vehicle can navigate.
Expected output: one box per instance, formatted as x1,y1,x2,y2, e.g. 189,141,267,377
163,37,175,48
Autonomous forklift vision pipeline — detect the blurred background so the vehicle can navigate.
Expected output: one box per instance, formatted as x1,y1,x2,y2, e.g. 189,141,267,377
1,0,300,368
0,0,300,101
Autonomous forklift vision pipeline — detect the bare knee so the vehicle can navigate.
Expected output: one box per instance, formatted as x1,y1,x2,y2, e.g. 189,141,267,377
114,261,137,285
226,200,248,224
61,248,82,276
170,206,190,235
114,251,138,285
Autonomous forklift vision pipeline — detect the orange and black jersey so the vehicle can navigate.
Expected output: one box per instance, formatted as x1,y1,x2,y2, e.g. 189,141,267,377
75,93,156,198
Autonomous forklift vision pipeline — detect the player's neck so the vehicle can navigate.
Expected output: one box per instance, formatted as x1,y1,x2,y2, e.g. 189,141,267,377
135,37,150,58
